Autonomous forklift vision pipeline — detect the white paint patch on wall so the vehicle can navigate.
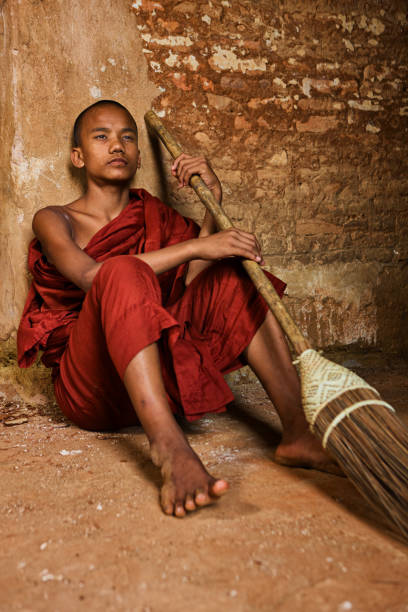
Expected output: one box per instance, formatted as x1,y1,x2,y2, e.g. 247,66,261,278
150,61,162,73
366,122,380,133
89,86,102,99
11,137,58,191
273,77,287,88
302,78,312,97
183,55,199,71
348,99,383,111
343,38,354,52
269,150,288,167
209,45,267,73
368,17,385,35
141,34,194,47
164,51,179,67
317,62,339,71
337,14,354,33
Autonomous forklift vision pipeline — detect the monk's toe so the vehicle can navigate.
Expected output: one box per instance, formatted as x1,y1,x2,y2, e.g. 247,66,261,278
174,502,187,517
184,494,196,512
211,479,229,497
195,489,211,507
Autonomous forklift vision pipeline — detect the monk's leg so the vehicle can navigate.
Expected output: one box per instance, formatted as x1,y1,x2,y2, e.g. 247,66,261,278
243,311,341,474
57,256,228,516
123,341,228,516
177,261,339,474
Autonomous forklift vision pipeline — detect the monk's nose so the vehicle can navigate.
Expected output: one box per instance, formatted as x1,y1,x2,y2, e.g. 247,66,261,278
109,138,124,153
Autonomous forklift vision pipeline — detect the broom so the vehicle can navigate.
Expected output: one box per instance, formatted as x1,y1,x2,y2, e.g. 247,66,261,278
144,110,408,540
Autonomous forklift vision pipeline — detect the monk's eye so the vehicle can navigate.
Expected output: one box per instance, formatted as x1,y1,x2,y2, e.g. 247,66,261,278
95,134,107,140
123,134,135,141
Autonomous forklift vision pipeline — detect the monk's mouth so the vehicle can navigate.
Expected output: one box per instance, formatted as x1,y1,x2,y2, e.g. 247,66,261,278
109,158,127,166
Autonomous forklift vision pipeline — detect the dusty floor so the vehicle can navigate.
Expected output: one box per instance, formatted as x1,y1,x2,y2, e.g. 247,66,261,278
1,354,408,612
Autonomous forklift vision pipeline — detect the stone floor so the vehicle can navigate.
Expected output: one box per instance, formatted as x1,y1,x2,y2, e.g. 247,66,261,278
1,354,407,611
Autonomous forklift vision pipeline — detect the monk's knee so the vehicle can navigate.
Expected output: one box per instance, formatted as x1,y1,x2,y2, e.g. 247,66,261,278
93,255,161,299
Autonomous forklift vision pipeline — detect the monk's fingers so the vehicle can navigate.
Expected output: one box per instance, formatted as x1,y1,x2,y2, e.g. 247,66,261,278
171,153,190,174
223,228,261,248
224,231,264,262
172,154,199,175
172,155,212,186
177,160,207,186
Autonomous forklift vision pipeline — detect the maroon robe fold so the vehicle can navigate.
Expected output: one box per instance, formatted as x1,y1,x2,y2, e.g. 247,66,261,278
17,189,286,428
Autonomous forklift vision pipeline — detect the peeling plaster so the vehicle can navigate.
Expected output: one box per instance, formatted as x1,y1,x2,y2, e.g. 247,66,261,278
343,38,354,52
89,86,102,98
209,45,267,73
366,122,381,133
348,99,383,111
11,138,59,191
302,78,312,97
368,18,385,35
165,51,179,67
150,61,162,73
183,55,199,71
141,34,194,47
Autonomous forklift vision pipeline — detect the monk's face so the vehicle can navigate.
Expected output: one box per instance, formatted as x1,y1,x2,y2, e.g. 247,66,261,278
71,104,140,184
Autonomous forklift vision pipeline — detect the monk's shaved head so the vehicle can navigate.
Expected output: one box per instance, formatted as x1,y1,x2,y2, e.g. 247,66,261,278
73,100,137,147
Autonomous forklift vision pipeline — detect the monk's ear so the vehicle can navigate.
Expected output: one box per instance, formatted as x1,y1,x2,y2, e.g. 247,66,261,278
71,147,85,169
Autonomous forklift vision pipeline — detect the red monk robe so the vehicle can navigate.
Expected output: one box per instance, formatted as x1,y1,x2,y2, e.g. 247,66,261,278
18,189,286,430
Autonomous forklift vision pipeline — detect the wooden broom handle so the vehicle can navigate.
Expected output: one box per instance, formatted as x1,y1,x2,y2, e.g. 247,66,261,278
144,110,311,355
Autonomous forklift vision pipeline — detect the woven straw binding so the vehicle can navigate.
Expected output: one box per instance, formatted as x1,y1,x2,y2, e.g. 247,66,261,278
296,349,379,428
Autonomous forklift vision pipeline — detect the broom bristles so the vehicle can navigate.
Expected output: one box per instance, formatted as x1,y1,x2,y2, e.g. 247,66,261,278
314,389,408,539
296,349,408,540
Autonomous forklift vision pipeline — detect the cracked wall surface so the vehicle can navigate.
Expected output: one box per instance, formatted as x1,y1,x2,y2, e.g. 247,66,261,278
1,0,407,398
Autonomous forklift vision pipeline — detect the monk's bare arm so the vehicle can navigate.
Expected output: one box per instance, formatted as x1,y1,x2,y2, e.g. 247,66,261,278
32,207,198,291
33,206,262,292
33,207,103,292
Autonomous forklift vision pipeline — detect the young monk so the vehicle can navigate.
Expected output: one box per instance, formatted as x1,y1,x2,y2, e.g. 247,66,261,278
18,100,339,518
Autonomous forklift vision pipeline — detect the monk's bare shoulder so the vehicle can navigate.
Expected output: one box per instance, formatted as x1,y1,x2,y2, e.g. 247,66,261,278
32,204,76,240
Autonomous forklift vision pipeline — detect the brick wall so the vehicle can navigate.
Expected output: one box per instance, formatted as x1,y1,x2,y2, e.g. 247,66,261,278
132,0,408,354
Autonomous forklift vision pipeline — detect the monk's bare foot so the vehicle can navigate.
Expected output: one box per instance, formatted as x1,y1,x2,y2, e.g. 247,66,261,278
274,429,344,476
150,437,229,517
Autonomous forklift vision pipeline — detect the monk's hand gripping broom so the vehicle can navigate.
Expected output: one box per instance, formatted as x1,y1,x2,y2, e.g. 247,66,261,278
145,110,408,541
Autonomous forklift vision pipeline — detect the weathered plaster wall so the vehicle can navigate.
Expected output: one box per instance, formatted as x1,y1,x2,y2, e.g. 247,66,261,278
0,0,407,397
0,0,162,394
0,0,159,341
